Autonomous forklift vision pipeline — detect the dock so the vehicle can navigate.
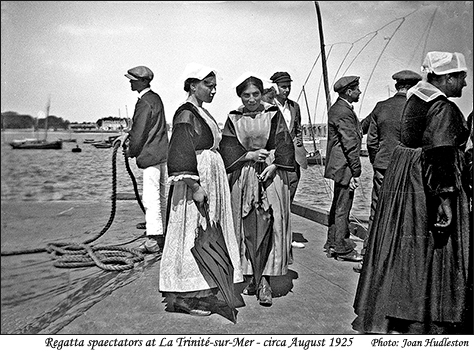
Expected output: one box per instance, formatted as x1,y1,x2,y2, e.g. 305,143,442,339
1,198,366,336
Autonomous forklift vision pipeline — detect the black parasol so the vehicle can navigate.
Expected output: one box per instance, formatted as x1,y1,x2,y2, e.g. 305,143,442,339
243,162,274,290
191,209,238,323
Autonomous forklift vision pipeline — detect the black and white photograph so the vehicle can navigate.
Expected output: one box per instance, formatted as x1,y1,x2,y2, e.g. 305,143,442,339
1,1,473,354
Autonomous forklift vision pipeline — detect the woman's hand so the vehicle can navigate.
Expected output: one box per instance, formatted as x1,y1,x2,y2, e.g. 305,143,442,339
184,179,208,218
349,177,360,191
434,194,452,229
191,185,208,218
258,164,277,182
250,149,270,162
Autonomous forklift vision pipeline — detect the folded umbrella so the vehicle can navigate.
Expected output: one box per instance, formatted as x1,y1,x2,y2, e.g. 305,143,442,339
243,162,274,289
191,209,238,323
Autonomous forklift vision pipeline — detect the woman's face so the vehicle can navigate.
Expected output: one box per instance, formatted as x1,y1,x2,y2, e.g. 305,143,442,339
194,75,217,103
240,84,262,111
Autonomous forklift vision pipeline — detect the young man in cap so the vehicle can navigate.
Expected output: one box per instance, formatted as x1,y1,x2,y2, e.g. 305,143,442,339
270,71,308,249
124,65,169,253
323,75,363,262
353,69,422,273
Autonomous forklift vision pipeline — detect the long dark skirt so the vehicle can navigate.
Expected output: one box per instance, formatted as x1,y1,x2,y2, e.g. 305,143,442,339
352,145,471,334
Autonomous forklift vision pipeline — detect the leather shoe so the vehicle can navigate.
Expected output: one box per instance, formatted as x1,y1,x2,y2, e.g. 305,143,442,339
242,278,257,295
258,279,272,306
136,236,161,254
353,261,363,273
336,250,363,262
325,247,336,258
173,298,211,317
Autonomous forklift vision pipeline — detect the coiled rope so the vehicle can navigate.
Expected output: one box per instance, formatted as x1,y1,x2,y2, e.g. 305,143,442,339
1,138,147,271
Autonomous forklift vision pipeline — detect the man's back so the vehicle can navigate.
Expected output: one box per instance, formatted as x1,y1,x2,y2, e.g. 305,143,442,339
324,98,362,185
366,92,406,170
129,90,168,169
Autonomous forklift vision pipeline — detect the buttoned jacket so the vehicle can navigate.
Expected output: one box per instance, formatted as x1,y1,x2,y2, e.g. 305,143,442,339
324,97,362,185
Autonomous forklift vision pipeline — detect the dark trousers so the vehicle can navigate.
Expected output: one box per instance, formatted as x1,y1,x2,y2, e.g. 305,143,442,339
325,182,356,254
289,164,301,243
361,168,385,255
288,164,301,204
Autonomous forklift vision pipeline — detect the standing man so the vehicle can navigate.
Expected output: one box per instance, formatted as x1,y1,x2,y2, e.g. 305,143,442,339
323,76,363,262
353,70,421,273
124,65,169,254
270,71,308,249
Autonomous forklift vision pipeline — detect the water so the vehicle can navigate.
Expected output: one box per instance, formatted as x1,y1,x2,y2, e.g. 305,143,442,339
1,130,373,220
1,130,142,202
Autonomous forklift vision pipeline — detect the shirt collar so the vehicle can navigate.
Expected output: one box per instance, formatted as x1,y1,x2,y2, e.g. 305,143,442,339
275,98,289,110
138,87,151,99
340,97,353,109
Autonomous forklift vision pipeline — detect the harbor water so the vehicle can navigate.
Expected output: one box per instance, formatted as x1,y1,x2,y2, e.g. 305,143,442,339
1,130,373,221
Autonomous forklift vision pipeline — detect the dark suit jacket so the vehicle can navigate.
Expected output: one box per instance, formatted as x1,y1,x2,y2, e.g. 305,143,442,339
324,97,362,185
286,99,308,168
128,89,169,169
365,92,406,170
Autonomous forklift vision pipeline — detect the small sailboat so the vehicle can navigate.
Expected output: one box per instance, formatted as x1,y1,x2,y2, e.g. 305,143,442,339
301,85,324,165
9,96,63,150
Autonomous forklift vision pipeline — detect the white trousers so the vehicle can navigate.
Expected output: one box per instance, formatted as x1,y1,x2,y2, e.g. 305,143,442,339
142,163,167,236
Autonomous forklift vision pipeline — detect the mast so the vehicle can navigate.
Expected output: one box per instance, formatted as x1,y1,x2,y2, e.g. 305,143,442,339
314,1,331,115
44,95,51,141
302,86,318,153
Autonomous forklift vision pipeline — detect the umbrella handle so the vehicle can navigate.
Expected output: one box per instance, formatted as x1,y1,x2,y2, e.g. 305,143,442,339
202,201,211,224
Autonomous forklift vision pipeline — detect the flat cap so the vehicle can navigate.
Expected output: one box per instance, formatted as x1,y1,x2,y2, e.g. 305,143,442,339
270,71,292,83
333,76,359,93
125,66,154,81
392,70,422,83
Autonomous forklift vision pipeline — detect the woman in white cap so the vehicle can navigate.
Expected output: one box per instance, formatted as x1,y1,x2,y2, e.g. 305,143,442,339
352,52,472,334
159,63,243,317
220,74,295,307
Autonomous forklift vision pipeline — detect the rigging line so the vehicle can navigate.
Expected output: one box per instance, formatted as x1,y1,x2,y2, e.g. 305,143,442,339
326,34,376,83
358,17,407,116
334,43,356,81
421,7,438,64
327,7,420,83
302,86,319,153
330,7,419,48
340,33,378,78
313,45,335,122
407,7,438,66
297,52,322,102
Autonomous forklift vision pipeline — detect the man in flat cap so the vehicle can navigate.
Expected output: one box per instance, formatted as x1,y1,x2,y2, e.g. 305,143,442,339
270,71,307,249
353,69,421,273
323,75,363,262
124,65,169,254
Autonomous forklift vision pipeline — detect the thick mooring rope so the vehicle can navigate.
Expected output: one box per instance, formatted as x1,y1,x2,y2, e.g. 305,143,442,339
1,138,146,271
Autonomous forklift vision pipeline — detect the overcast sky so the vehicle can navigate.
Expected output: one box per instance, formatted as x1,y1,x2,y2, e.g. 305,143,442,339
1,1,473,126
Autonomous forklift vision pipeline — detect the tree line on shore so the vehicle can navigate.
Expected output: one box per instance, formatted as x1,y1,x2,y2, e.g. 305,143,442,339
1,111,123,131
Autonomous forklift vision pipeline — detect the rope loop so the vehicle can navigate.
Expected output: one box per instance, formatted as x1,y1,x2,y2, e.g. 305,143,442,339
48,242,145,271
2,138,150,272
